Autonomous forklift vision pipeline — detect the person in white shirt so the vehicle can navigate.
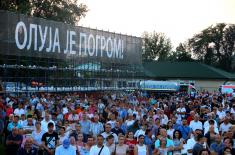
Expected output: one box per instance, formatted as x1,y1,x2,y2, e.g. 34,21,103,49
14,103,25,117
134,134,149,155
125,114,135,128
59,127,68,145
134,125,146,139
219,117,232,134
230,105,235,116
101,123,118,144
90,135,110,155
41,113,55,132
55,139,76,155
90,115,104,136
167,120,175,139
97,99,105,114
62,105,68,115
68,110,79,123
176,102,186,124
185,129,202,155
159,110,169,125
107,114,116,129
217,106,226,120
203,113,218,129
189,114,203,132
18,114,27,127
204,120,219,134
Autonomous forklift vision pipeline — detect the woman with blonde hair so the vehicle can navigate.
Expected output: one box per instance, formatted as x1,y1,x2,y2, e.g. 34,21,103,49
115,134,129,155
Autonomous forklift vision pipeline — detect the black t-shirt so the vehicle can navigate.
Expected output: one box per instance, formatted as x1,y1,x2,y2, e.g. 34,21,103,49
6,134,23,148
41,132,59,149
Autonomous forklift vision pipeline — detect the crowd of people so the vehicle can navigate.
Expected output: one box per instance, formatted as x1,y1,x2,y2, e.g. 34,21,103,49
0,91,234,155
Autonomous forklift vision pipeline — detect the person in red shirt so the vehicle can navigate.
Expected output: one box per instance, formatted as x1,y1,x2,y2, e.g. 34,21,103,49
125,131,137,155
6,105,13,117
187,111,195,125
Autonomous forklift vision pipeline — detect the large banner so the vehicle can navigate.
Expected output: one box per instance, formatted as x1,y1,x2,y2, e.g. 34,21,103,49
0,10,142,64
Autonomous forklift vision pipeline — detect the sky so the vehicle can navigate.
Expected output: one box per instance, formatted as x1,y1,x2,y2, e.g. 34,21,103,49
79,0,235,48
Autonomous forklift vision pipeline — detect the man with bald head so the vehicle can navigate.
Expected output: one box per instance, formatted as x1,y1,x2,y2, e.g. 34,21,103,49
18,138,38,155
154,128,174,155
189,114,203,132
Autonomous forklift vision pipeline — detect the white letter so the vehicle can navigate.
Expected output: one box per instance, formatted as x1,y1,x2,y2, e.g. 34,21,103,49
114,39,122,58
52,28,60,53
106,37,113,58
100,36,106,57
46,27,52,52
15,21,27,50
88,34,95,56
95,35,100,56
64,30,69,54
69,31,76,54
38,25,48,51
120,40,124,59
27,24,37,51
79,32,87,55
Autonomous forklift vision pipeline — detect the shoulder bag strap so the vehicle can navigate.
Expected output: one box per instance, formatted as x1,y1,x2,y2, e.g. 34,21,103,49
114,144,116,155
98,145,104,155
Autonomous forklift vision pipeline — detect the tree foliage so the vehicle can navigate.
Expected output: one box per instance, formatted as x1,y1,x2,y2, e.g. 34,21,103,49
142,31,172,61
0,0,88,25
168,43,193,62
188,23,235,71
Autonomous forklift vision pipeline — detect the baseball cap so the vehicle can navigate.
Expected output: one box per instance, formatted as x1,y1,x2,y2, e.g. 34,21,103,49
63,139,70,149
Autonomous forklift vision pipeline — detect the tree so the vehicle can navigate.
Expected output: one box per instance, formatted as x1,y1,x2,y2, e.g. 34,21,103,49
188,23,235,71
0,0,88,25
168,43,193,62
142,31,172,61
0,0,32,15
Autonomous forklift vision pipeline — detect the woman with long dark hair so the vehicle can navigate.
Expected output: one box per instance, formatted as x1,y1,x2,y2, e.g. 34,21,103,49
172,130,183,155
134,135,149,155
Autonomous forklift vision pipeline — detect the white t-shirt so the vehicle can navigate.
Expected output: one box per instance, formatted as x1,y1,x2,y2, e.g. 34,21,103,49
203,120,218,129
219,123,232,134
101,132,118,144
137,144,147,155
189,120,203,131
41,119,56,132
55,145,76,155
231,108,235,115
14,108,25,116
204,126,219,134
217,111,226,120
68,114,79,122
107,120,116,129
160,115,169,125
63,107,68,115
176,107,186,120
134,129,145,138
59,135,68,145
125,120,135,127
90,145,110,155
98,103,105,113
186,138,196,155
167,128,175,139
